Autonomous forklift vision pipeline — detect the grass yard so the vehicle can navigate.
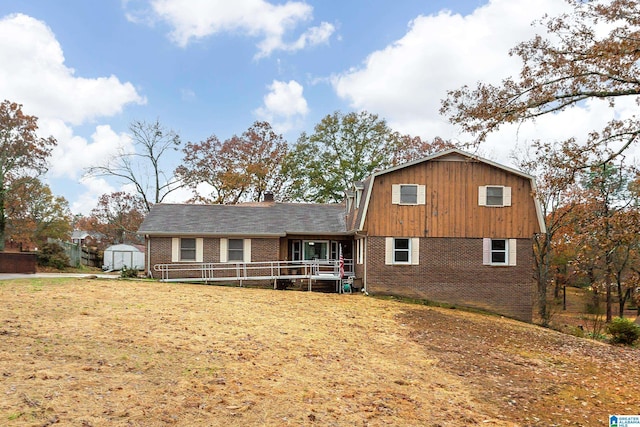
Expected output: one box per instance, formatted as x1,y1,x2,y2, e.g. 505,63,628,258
1,278,639,426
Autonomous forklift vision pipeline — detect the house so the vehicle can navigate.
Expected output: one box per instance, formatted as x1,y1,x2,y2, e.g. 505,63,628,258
138,149,545,321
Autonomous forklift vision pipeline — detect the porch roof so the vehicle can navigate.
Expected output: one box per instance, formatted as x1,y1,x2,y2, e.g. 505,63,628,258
138,202,348,237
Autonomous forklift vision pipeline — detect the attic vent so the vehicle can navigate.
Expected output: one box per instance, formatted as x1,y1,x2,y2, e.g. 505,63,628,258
263,191,274,202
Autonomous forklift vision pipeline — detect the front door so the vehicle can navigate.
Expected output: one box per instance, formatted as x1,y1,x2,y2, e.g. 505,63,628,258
303,241,328,260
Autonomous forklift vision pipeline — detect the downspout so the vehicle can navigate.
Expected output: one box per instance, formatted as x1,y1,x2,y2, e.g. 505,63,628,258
146,235,153,278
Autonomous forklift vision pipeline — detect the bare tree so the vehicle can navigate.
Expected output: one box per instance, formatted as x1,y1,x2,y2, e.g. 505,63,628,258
86,119,182,212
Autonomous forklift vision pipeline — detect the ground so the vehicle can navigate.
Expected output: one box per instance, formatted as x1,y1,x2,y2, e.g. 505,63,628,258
1,278,639,426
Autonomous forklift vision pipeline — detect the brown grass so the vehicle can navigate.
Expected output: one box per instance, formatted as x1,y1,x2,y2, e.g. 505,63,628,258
1,278,639,426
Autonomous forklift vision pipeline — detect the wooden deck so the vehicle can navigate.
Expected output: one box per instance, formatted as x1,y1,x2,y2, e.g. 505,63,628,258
152,259,354,292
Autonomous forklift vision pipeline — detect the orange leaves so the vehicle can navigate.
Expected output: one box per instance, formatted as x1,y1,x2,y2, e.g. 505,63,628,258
177,121,289,204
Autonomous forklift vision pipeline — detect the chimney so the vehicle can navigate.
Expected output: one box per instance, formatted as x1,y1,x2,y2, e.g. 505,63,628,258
263,191,274,202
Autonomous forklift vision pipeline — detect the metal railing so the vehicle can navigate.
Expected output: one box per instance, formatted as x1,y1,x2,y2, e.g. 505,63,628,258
153,259,354,285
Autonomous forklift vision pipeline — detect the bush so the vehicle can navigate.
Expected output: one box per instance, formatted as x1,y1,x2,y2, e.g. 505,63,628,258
37,243,70,270
120,266,139,279
606,317,640,345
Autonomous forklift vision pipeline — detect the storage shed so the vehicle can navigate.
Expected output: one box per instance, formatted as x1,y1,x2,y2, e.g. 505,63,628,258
103,244,145,271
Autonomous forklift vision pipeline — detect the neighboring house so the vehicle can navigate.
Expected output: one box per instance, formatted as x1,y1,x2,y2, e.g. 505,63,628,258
71,230,104,248
138,149,545,321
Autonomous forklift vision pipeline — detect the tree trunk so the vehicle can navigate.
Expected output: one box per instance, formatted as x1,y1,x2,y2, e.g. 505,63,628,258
606,277,612,322
0,186,5,251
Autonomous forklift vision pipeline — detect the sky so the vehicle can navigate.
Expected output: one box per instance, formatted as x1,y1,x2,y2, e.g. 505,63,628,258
0,0,635,216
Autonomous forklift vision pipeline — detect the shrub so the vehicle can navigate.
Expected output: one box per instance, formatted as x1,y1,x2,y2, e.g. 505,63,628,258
37,243,70,270
606,317,640,345
120,266,139,279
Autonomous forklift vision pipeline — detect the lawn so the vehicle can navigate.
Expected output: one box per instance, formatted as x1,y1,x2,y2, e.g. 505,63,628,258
1,278,639,426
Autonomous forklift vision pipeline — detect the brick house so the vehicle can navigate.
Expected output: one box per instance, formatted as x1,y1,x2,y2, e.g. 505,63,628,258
138,149,545,321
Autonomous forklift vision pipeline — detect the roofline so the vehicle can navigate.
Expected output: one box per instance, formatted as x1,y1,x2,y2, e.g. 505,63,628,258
357,148,546,233
139,231,353,238
139,232,286,238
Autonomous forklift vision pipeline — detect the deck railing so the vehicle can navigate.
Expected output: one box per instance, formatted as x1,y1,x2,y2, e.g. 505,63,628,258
153,259,354,286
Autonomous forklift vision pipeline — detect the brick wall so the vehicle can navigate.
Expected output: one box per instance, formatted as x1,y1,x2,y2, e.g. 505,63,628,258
147,236,280,280
365,237,534,321
250,238,280,262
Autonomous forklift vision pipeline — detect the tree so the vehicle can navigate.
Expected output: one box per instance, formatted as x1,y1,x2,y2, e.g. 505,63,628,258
177,121,289,204
578,161,635,321
0,100,57,251
86,119,182,212
514,139,586,325
284,111,454,203
441,0,640,162
84,192,146,245
5,177,72,249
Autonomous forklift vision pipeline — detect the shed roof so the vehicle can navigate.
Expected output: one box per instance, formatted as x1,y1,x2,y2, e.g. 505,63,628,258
138,202,348,237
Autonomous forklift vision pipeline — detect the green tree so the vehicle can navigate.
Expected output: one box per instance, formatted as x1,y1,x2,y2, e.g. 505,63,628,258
0,100,57,251
441,0,640,161
284,111,452,203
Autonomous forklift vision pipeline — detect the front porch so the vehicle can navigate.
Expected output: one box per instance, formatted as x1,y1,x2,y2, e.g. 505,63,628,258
152,259,356,293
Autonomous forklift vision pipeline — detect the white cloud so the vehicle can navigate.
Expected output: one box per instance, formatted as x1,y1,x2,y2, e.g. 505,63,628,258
42,121,133,179
136,0,334,57
0,13,146,125
255,80,309,133
71,176,117,216
331,0,583,165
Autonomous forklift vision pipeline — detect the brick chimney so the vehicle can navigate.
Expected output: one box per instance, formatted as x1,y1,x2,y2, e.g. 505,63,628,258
263,191,274,202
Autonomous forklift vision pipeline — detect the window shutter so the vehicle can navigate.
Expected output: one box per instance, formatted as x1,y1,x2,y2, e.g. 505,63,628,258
478,186,487,206
503,186,512,207
195,238,204,262
508,239,517,266
411,238,420,265
171,238,180,262
417,185,426,205
391,184,400,204
244,239,252,262
482,238,491,265
385,237,393,265
220,238,228,262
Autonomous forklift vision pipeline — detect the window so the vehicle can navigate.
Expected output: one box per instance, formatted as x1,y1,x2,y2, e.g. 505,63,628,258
171,237,203,262
330,241,338,260
483,238,517,266
228,239,244,261
291,240,302,261
490,239,507,264
392,184,426,205
486,186,503,206
394,238,410,263
385,237,419,265
220,238,251,262
180,238,196,261
478,186,511,207
400,185,418,204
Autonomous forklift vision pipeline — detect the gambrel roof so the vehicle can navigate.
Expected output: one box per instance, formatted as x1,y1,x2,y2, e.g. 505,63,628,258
138,202,348,237
352,148,546,233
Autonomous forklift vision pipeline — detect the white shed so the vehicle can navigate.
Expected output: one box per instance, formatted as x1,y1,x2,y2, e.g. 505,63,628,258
103,244,145,271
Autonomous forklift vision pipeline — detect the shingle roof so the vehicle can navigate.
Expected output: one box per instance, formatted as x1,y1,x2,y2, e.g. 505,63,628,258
138,202,348,236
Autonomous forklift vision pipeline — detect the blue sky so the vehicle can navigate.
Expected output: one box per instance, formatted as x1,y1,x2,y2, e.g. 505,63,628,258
1,0,629,215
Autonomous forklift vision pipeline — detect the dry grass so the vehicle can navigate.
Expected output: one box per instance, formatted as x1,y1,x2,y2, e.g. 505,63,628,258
1,278,639,426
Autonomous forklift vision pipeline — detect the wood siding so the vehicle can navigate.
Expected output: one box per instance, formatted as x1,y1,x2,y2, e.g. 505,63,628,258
362,158,540,238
